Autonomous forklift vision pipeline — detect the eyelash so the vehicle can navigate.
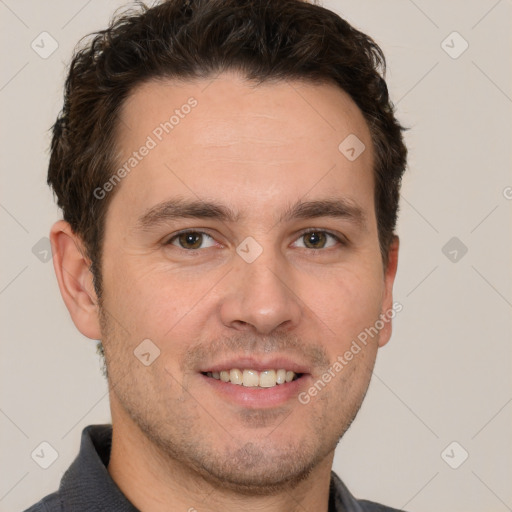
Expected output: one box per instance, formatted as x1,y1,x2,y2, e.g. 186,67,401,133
164,228,347,251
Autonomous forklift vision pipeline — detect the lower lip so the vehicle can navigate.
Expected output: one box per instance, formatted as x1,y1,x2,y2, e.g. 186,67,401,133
200,373,310,408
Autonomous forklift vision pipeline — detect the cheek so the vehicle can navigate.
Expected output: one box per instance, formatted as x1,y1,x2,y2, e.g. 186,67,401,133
102,259,169,335
103,257,217,345
305,262,385,340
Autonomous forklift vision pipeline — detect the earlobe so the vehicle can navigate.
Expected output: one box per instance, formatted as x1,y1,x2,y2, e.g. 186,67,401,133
378,235,400,348
50,220,102,340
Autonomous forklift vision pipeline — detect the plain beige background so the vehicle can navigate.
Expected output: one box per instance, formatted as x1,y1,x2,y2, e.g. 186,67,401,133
1,1,511,511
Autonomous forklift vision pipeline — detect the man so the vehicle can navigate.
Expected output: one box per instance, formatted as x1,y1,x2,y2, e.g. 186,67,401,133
25,0,407,510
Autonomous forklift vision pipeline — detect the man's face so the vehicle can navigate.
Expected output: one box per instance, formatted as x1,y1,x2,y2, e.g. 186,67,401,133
98,73,397,490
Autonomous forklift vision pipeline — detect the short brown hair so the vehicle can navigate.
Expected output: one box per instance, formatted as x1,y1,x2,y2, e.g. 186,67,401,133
48,0,407,297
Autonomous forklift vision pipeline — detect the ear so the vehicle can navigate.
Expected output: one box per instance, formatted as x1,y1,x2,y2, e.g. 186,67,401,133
378,235,399,348
50,220,102,340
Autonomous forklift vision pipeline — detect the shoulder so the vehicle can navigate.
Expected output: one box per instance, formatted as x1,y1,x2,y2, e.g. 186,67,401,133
22,491,61,512
330,471,408,512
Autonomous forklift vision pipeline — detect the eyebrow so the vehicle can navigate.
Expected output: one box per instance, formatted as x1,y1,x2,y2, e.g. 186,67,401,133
137,198,241,229
136,196,367,231
278,197,367,229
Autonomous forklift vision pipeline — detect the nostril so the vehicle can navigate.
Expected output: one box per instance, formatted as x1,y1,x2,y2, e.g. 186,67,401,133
232,320,251,329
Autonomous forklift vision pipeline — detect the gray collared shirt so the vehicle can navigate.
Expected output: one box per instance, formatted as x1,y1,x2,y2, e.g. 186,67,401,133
23,424,405,512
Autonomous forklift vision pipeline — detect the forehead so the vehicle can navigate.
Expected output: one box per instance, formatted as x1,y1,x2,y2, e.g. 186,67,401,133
109,72,375,225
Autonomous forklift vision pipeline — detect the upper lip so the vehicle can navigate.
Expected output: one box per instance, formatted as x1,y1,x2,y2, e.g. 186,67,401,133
199,356,311,374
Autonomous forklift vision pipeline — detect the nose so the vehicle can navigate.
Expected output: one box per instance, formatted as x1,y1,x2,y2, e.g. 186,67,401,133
219,249,303,335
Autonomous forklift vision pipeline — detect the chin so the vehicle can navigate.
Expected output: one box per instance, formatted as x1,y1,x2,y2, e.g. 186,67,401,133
183,437,331,495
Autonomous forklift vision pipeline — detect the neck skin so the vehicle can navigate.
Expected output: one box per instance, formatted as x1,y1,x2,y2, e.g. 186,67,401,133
107,396,335,512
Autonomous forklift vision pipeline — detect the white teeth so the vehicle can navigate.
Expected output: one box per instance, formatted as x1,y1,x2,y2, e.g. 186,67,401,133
242,369,259,387
259,369,277,388
207,368,298,388
229,369,243,385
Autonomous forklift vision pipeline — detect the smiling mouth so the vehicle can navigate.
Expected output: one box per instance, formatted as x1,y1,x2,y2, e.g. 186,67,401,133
201,369,303,388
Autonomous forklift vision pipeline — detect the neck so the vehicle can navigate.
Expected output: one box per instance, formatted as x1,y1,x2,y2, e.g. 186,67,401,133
107,406,334,512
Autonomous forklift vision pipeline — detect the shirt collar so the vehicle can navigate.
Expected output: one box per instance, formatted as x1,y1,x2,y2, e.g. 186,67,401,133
59,424,139,511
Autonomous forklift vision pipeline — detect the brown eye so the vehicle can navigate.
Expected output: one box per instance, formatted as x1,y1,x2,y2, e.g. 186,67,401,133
167,231,216,250
293,230,342,250
303,231,327,249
